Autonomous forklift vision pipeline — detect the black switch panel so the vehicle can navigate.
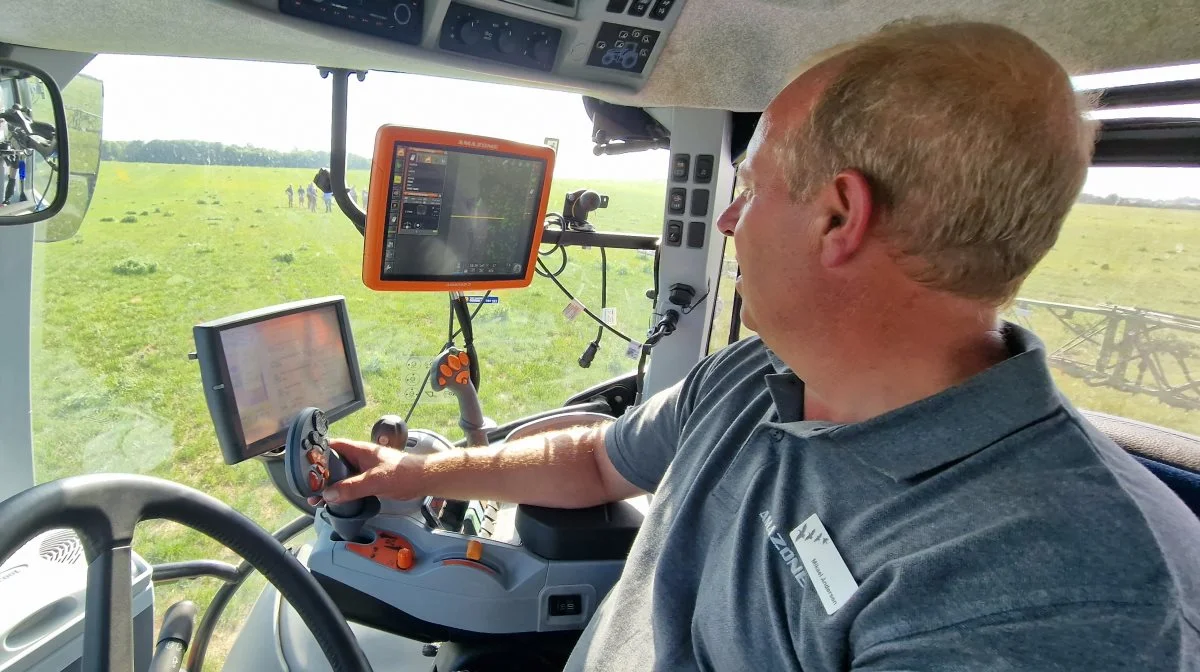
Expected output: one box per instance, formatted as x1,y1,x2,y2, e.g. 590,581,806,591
686,221,706,248
649,0,676,19
440,2,562,72
694,154,714,183
690,189,710,217
666,220,683,246
587,23,661,74
550,594,583,617
280,0,424,45
671,154,690,182
628,0,652,16
668,188,686,215
606,0,630,11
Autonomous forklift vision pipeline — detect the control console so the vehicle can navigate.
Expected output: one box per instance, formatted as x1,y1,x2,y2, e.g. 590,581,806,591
438,2,562,72
280,0,425,45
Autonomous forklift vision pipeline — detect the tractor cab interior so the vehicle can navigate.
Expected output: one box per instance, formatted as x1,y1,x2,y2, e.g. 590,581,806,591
0,1,1199,671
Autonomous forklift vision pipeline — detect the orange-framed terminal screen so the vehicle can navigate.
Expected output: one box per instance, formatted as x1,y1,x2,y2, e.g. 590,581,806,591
363,126,555,292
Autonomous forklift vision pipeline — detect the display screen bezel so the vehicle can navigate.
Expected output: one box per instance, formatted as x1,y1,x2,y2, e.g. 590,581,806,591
363,126,556,292
194,296,366,464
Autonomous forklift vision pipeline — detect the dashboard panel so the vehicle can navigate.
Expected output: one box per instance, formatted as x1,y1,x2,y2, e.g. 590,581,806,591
245,0,686,93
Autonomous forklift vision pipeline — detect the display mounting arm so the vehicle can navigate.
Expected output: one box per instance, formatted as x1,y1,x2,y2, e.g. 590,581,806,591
319,66,368,237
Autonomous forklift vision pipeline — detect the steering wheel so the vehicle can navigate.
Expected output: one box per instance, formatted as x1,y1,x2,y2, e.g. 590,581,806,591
0,474,373,672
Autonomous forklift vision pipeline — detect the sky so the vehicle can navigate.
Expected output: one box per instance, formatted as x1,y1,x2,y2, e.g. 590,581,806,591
80,55,1200,199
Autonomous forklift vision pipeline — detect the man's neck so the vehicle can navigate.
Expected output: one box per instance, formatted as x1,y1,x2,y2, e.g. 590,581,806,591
787,309,1009,425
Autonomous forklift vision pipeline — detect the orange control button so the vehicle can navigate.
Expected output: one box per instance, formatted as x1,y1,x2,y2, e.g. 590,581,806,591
438,376,447,386
466,539,483,561
306,449,321,464
307,469,324,492
457,352,471,368
455,370,470,385
447,356,462,371
396,547,414,570
439,364,453,377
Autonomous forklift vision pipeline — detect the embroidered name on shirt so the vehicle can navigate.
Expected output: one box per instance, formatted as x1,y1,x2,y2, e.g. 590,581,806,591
759,510,809,588
790,514,859,615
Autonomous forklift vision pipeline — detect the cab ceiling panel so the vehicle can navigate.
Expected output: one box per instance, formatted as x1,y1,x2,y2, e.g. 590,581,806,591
2,0,1198,111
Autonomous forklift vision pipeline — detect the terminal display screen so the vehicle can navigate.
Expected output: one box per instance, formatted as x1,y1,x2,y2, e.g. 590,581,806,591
194,297,366,464
221,306,355,446
380,143,546,282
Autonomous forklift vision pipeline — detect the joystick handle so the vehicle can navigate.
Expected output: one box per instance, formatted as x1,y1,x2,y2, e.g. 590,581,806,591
284,407,364,520
371,415,409,449
429,347,489,448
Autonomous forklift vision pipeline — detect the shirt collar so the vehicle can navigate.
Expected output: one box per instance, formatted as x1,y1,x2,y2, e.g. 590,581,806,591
764,322,1064,481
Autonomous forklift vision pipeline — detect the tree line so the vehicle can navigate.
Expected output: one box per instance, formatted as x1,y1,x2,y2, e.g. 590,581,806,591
101,140,371,170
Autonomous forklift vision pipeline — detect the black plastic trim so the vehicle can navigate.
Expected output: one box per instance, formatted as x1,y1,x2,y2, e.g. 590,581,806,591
313,571,587,646
1093,118,1200,167
1090,78,1200,109
514,501,643,561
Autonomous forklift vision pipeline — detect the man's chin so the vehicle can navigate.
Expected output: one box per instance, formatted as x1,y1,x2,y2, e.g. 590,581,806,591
739,306,756,333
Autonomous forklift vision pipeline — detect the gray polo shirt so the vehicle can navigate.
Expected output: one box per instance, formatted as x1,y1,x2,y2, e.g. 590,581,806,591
564,323,1200,670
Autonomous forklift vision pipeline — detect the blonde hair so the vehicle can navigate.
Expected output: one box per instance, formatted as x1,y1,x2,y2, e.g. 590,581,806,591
782,21,1097,304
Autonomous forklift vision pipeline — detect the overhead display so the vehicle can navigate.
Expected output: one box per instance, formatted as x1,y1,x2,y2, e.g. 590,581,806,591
363,126,554,292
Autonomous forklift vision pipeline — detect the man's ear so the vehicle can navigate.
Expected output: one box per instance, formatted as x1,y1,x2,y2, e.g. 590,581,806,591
818,169,875,268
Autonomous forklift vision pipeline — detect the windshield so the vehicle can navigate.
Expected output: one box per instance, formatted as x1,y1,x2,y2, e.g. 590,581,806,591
30,54,666,668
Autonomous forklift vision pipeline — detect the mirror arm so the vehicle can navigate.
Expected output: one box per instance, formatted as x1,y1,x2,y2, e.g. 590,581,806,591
319,67,367,237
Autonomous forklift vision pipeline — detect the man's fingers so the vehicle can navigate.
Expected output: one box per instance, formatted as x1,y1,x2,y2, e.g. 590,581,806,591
327,437,385,470
322,468,379,503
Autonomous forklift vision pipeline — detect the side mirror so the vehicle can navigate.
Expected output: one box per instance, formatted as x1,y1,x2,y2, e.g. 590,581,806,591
0,59,70,227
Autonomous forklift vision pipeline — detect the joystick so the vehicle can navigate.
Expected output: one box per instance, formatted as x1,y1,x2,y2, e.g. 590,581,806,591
285,407,378,541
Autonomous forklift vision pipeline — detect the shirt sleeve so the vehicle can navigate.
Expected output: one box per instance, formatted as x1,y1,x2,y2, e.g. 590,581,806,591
603,346,728,493
851,601,1195,671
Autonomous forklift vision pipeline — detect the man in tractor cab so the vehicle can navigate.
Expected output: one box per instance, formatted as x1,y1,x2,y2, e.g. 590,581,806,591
316,20,1200,670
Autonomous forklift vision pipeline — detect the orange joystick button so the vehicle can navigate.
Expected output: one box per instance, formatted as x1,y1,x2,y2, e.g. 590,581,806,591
447,356,462,372
396,547,414,570
457,352,471,368
466,539,483,561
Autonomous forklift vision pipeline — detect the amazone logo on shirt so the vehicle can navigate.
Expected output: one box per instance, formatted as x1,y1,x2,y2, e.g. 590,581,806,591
760,510,810,588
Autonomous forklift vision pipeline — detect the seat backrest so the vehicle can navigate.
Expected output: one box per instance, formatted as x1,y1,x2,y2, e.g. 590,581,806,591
1082,410,1200,518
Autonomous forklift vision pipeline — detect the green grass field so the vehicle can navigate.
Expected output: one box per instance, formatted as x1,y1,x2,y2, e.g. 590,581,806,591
28,161,1200,668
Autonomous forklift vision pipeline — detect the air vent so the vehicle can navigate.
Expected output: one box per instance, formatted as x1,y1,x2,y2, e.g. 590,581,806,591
39,531,84,566
0,564,27,584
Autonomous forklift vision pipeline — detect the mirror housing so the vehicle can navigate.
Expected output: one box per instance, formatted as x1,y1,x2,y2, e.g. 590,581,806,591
0,58,70,226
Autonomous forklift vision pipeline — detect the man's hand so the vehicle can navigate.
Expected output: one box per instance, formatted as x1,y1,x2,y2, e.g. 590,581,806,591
306,438,425,506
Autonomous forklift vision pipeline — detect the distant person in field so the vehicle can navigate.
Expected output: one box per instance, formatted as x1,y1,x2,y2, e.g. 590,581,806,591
348,185,357,206
323,190,333,213
360,188,367,209
307,183,317,212
285,184,294,208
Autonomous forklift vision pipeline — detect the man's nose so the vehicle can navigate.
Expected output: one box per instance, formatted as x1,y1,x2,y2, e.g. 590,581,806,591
715,198,741,237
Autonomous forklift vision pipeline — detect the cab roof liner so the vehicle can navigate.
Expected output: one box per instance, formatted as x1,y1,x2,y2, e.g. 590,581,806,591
2,0,1199,111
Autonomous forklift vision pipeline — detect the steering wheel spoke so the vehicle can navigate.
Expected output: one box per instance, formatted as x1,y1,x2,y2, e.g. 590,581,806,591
83,542,136,672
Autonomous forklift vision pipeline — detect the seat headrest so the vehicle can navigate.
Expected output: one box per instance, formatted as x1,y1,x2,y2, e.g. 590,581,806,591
1081,410,1200,473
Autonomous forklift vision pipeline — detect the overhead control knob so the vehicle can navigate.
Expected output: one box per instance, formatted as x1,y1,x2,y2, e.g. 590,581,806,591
458,18,482,46
392,2,412,25
496,28,519,55
529,33,554,64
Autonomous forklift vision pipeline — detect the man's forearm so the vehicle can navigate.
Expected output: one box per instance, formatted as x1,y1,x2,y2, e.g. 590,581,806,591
415,423,614,509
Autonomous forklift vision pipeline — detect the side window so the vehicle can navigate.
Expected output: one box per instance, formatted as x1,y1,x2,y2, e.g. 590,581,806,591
707,238,758,354
1010,166,1200,435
